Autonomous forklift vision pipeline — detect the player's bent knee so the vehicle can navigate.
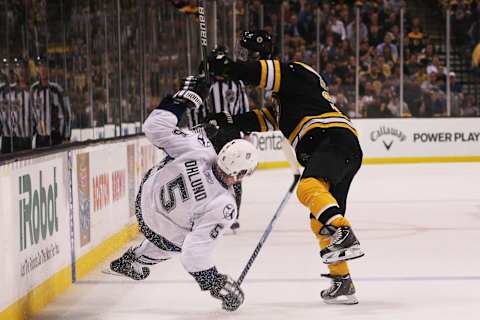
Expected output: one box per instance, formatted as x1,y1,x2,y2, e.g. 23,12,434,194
297,178,338,216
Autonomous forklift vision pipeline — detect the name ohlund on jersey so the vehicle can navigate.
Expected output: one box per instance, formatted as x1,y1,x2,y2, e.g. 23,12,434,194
184,160,207,201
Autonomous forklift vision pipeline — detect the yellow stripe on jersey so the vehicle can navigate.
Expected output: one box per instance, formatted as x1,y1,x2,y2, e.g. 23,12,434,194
293,61,318,75
273,60,281,92
288,114,357,149
253,109,268,132
288,112,353,142
259,60,267,88
262,108,279,130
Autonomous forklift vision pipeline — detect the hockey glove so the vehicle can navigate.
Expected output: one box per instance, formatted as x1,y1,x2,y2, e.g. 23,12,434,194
210,274,244,312
208,52,233,78
173,75,209,109
205,111,233,129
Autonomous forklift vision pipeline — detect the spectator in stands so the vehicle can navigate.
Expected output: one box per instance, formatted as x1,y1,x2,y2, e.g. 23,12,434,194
460,94,480,116
451,2,472,47
410,17,423,33
427,56,443,75
366,96,393,117
420,43,436,64
330,15,346,41
421,72,446,116
368,24,384,47
382,43,397,65
346,16,369,48
448,72,463,94
359,81,376,115
376,33,398,61
468,19,480,49
285,14,302,37
323,62,336,85
407,25,425,54
403,78,423,117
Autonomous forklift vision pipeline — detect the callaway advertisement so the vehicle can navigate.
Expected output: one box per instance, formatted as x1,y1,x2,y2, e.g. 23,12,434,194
354,118,480,159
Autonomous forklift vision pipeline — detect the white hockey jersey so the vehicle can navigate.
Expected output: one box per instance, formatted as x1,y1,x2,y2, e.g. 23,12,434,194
141,109,238,272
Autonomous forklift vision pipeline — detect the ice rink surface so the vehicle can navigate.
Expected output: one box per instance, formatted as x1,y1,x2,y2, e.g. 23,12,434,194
34,163,480,320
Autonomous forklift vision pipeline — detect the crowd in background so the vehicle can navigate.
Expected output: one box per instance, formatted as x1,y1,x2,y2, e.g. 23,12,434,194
1,0,480,155
234,0,479,117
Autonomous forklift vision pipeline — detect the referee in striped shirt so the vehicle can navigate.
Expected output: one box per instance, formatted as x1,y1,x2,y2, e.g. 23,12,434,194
187,46,250,128
0,58,33,153
30,56,71,147
187,46,250,232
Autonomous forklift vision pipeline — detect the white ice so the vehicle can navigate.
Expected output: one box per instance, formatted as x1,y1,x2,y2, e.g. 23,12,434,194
34,163,480,320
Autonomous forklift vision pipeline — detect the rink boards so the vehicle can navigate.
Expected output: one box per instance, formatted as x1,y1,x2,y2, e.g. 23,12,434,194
254,118,480,169
0,137,164,320
1,117,480,319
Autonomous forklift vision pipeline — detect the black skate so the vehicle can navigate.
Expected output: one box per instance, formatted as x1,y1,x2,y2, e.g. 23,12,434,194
320,226,364,264
109,248,150,280
321,273,358,305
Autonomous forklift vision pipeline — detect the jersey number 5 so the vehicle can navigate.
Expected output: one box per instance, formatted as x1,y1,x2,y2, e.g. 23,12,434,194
210,224,224,239
160,175,190,213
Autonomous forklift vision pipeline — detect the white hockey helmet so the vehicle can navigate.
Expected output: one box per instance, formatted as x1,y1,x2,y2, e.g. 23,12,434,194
216,139,258,181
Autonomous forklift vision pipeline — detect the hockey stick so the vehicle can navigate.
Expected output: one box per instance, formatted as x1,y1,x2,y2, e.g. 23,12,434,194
237,138,301,285
197,0,211,113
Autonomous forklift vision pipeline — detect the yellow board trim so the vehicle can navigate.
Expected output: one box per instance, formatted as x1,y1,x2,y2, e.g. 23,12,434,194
259,60,267,88
257,156,480,170
273,60,281,92
0,266,72,320
76,223,139,279
0,223,139,320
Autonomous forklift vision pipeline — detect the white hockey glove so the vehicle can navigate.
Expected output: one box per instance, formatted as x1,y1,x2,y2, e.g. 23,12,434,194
173,75,209,109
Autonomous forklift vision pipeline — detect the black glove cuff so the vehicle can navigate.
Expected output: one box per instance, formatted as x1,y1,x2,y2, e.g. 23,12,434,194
155,95,187,121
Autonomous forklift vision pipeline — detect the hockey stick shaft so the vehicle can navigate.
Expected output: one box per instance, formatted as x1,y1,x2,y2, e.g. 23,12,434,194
197,0,211,112
237,138,300,285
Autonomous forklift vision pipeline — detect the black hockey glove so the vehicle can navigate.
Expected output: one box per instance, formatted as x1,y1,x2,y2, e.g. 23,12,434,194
190,267,244,312
205,111,233,129
208,52,233,78
173,75,209,109
210,275,244,312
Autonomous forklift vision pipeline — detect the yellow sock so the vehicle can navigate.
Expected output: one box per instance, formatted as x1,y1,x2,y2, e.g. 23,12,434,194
311,218,350,276
297,178,338,217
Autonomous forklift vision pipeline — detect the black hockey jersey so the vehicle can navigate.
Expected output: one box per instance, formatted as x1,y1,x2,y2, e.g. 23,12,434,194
224,59,358,163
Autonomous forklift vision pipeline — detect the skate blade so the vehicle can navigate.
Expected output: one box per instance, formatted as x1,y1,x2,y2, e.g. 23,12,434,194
323,246,365,264
323,294,358,305
101,267,130,278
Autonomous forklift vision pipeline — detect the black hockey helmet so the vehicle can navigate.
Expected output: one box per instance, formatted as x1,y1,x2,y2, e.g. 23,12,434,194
236,30,273,61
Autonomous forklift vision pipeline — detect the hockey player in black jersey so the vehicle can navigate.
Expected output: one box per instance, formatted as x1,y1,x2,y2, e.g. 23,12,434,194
207,30,364,305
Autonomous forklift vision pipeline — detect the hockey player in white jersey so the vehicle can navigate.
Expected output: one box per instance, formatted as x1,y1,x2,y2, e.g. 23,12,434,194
109,75,258,312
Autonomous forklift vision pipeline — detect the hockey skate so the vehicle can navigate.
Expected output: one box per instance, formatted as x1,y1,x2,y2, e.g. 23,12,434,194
320,226,364,264
230,221,240,233
321,273,358,305
108,248,150,280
